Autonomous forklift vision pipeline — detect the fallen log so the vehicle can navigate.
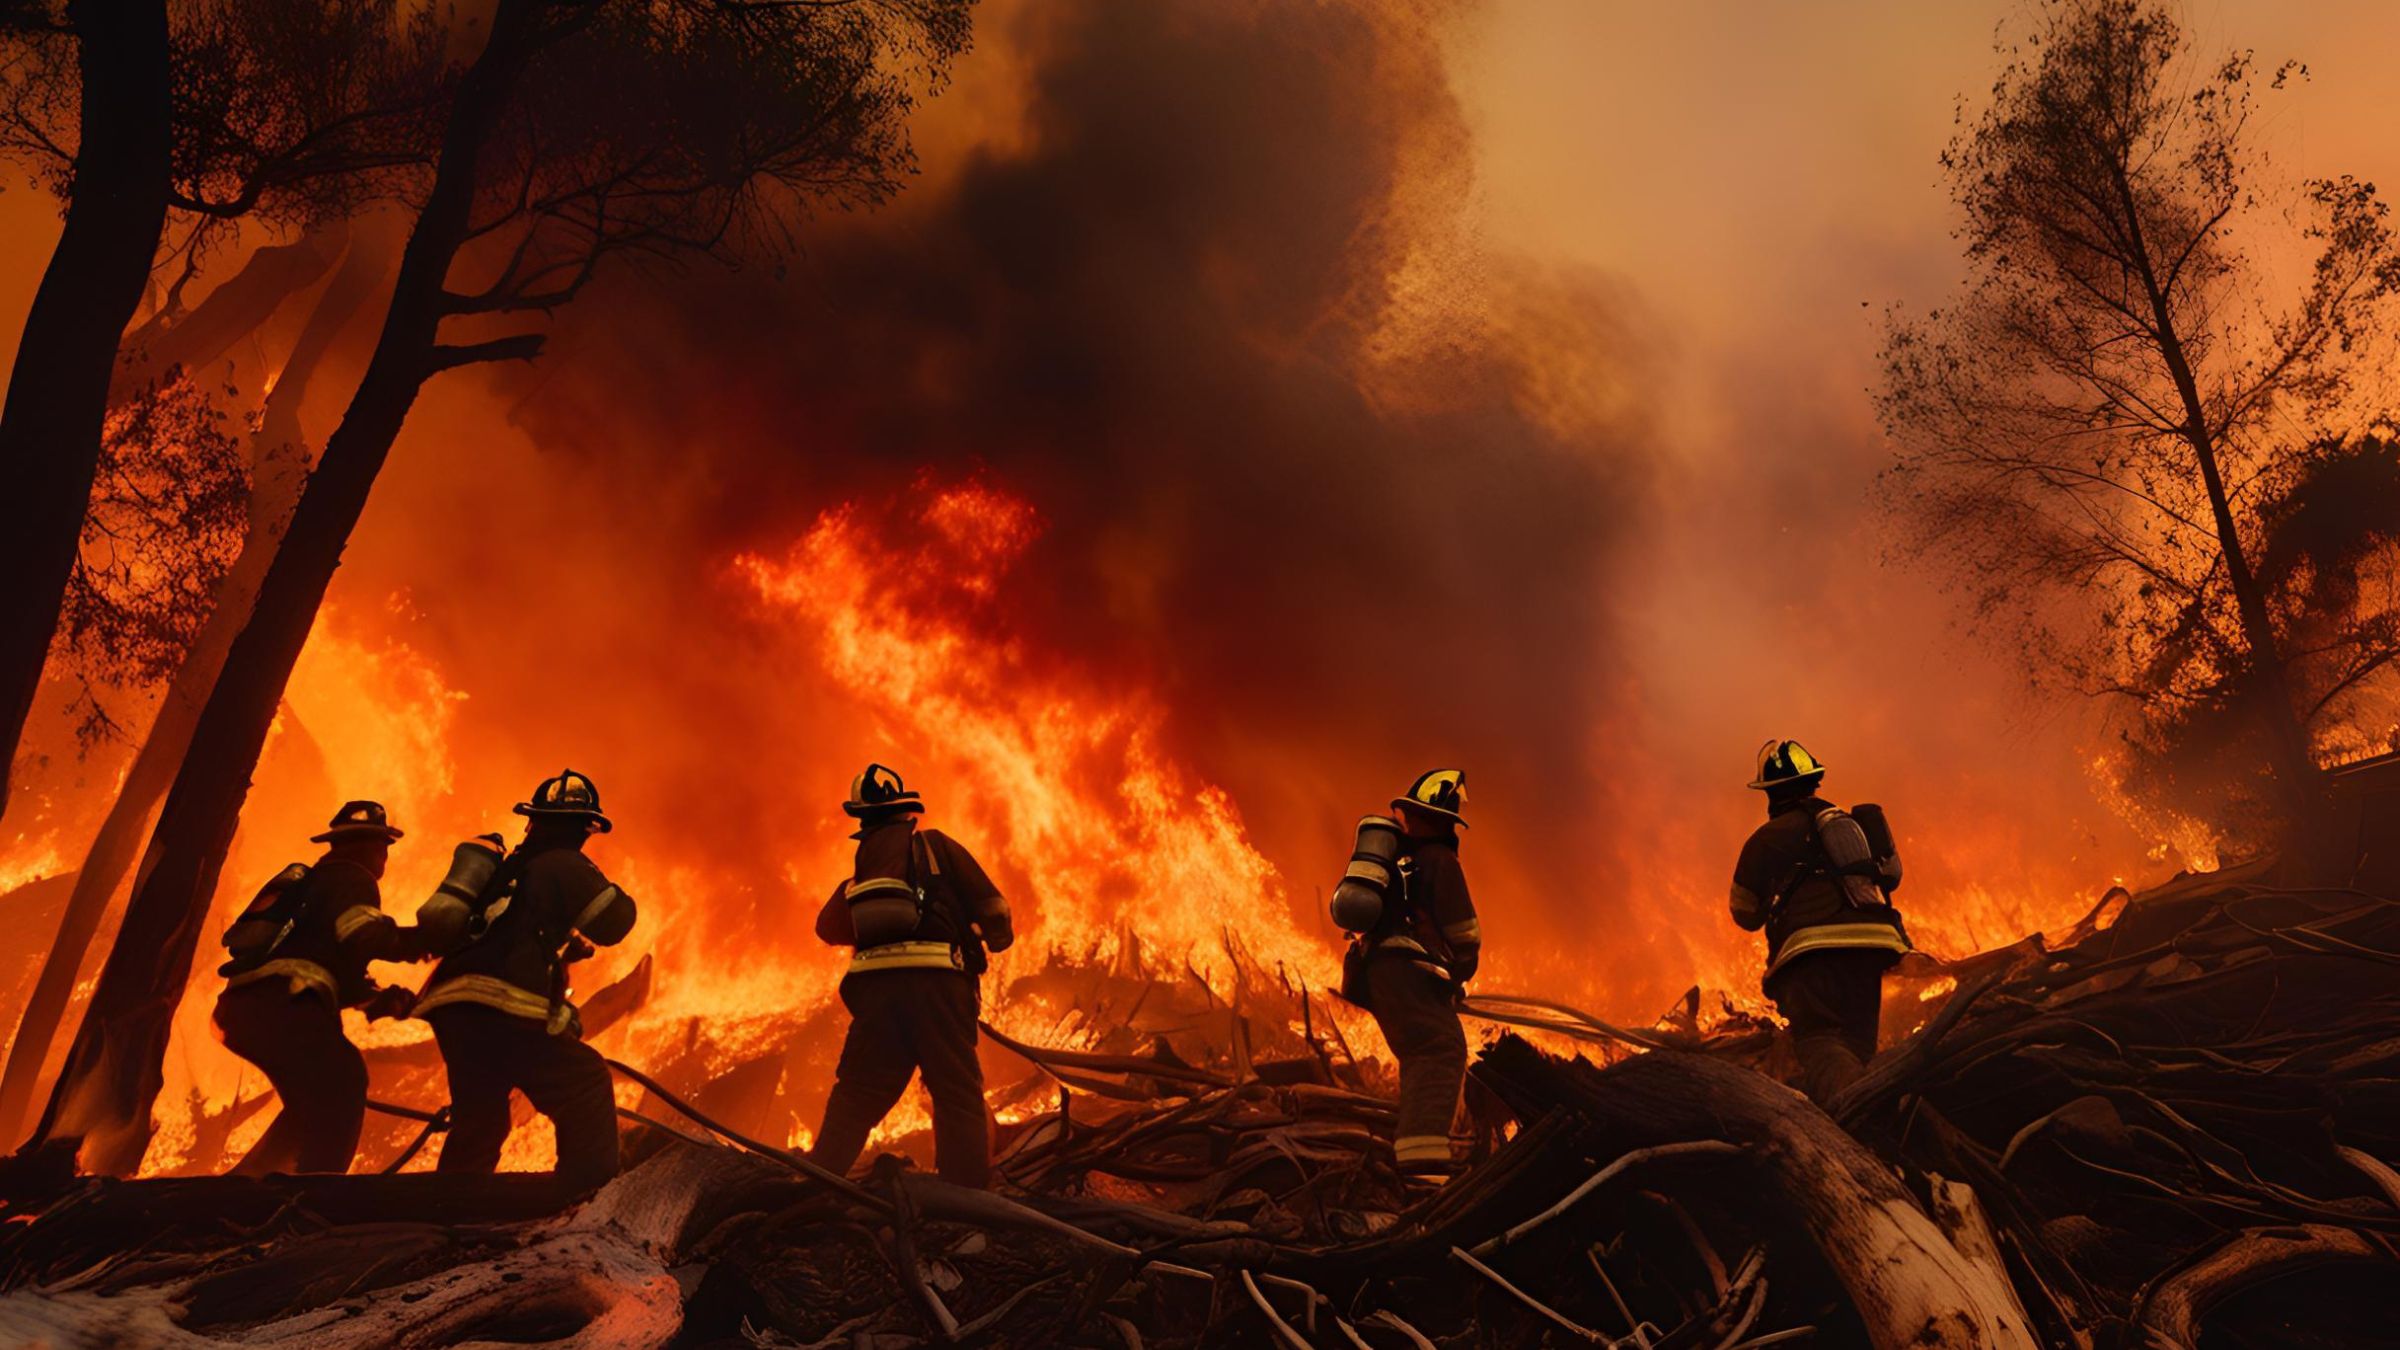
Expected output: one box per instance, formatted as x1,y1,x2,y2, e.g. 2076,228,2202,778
0,1142,780,1347
2130,1223,2395,1350
1476,1040,2036,1350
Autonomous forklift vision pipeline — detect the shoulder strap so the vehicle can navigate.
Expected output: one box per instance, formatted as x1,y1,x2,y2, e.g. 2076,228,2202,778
912,832,948,915
914,831,976,935
463,849,537,944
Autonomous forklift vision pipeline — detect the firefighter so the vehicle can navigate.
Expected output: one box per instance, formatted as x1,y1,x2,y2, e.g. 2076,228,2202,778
412,769,637,1191
1329,769,1481,1177
809,765,1013,1188
211,800,419,1176
1729,739,1911,1105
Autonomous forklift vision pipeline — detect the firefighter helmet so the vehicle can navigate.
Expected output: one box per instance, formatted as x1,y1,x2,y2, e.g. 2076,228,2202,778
1748,739,1826,792
310,799,404,844
1392,768,1467,827
844,763,924,819
514,768,613,833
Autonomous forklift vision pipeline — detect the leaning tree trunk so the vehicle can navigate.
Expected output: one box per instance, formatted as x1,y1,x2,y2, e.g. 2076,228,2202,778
32,2,546,1176
112,231,344,395
1475,1041,2037,1350
0,0,172,822
0,228,386,1150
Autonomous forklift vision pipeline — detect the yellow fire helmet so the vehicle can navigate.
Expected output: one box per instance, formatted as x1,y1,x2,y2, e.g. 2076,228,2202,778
1748,739,1826,791
845,762,925,819
1392,767,1467,827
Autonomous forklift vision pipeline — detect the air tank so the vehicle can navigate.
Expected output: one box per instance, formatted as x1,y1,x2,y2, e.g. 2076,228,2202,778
1330,814,1405,932
847,876,925,948
417,834,506,953
1852,802,1902,891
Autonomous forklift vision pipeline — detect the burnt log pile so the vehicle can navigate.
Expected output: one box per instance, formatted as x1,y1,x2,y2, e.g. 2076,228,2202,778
3,866,2399,1347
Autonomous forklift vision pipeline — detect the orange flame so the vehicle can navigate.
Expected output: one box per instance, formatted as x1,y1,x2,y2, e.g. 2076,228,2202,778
735,476,1333,990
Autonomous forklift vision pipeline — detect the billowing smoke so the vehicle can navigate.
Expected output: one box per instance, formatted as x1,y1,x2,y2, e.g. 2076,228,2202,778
362,0,1650,986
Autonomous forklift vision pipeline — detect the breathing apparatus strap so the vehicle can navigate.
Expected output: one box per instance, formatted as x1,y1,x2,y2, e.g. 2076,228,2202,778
912,831,986,968
463,851,533,944
1768,807,1881,915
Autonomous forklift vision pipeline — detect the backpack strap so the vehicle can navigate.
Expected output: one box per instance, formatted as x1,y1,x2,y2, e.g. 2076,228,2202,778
462,849,535,946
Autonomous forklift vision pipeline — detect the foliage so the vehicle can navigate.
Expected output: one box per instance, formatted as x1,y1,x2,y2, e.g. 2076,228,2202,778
433,0,972,342
57,371,248,745
1876,0,2400,825
0,1,449,317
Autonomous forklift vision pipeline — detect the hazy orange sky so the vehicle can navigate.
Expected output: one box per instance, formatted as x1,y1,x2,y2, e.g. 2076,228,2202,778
1447,2,2400,909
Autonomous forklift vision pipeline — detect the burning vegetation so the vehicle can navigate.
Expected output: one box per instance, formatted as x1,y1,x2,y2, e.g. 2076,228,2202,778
0,0,2398,1346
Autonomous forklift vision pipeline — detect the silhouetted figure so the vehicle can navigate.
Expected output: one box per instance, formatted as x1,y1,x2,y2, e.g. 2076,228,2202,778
809,765,1013,1188
212,800,418,1175
1330,769,1481,1177
1729,740,1911,1104
413,769,636,1191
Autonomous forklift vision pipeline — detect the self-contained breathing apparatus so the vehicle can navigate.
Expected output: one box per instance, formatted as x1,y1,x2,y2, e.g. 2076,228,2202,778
846,838,932,951
1330,814,1406,933
413,834,512,955
217,863,314,977
416,834,600,1037
1805,802,1902,905
844,831,1004,974
1328,813,1469,1010
1768,801,1907,956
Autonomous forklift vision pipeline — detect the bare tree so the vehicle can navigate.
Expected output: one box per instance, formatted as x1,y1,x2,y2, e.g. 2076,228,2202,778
34,0,972,1175
0,0,442,822
1876,0,2400,841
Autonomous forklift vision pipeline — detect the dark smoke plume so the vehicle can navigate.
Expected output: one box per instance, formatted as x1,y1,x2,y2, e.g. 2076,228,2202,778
371,0,1649,976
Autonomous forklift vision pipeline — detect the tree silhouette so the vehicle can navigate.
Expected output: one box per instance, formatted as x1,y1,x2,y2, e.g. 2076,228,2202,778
0,0,442,820
1876,0,2400,841
33,0,971,1175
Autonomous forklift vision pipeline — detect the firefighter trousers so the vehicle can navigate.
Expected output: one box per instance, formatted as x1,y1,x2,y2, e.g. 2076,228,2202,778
426,1002,620,1191
810,969,989,1187
1365,954,1466,1172
212,981,368,1176
1766,947,1887,1106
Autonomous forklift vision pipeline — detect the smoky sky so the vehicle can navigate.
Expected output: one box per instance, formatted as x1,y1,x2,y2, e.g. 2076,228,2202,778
479,0,1649,941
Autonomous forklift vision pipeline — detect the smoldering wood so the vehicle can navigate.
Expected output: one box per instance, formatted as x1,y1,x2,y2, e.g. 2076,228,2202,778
4,866,2400,1346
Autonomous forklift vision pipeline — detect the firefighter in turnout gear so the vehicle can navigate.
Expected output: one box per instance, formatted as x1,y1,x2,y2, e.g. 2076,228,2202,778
1729,740,1910,1104
809,765,1013,1188
413,769,637,1190
1330,769,1481,1177
211,801,420,1175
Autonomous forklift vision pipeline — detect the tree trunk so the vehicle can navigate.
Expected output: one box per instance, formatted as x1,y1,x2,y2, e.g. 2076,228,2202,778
114,231,345,396
0,0,172,822
0,228,387,1150
2111,161,2327,834
0,1144,764,1346
2132,1225,2391,1350
1474,1042,2038,1350
31,1,545,1176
